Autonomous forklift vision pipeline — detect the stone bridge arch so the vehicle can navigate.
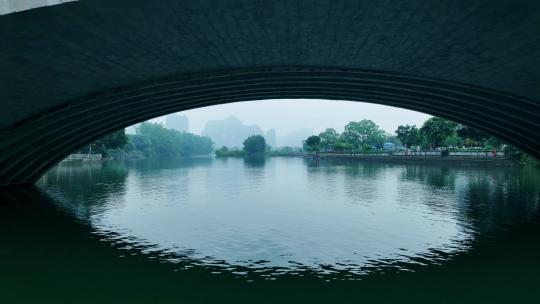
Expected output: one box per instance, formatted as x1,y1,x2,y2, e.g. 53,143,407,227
1,0,539,186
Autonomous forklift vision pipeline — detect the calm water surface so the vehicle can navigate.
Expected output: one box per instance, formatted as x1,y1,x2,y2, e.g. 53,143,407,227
1,157,540,303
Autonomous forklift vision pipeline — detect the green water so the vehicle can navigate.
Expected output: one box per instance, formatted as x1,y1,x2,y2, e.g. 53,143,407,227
1,157,540,303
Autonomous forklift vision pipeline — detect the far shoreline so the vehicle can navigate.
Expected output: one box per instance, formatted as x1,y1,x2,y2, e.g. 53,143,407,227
303,153,516,166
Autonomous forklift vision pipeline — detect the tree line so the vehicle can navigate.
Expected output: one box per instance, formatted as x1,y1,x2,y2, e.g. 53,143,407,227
80,118,533,164
304,119,387,153
79,122,214,158
394,117,501,150
215,135,269,157
303,117,504,153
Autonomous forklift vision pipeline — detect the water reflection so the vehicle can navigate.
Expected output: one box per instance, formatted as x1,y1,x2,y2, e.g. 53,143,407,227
243,156,266,168
36,158,540,275
1,158,539,303
401,165,457,189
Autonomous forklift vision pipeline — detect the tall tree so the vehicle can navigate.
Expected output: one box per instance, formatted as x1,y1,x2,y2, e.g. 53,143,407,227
420,117,457,148
395,125,420,148
305,135,321,153
243,135,266,156
341,119,385,150
319,128,339,151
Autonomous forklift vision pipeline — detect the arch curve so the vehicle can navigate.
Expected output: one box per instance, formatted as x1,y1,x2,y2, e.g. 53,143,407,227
0,67,539,186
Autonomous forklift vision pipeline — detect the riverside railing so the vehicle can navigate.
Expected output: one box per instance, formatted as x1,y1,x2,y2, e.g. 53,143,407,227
319,150,505,158
391,150,505,158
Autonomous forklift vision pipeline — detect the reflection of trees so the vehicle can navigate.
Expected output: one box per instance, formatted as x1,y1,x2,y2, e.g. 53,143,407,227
41,162,128,195
400,165,457,189
130,156,212,171
341,163,386,204
38,162,129,221
39,158,216,221
399,164,540,237
460,167,540,235
304,159,386,203
341,162,385,180
243,156,266,168
242,156,266,185
305,159,384,179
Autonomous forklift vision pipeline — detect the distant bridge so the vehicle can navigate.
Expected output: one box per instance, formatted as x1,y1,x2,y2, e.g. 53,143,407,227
1,0,540,186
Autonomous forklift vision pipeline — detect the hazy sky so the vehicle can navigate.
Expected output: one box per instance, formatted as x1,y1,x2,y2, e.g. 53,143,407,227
151,99,431,136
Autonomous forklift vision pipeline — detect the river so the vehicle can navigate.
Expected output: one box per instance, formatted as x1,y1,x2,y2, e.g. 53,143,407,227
1,157,539,303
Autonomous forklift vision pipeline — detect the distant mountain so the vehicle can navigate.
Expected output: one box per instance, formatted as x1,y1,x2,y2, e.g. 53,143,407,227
265,129,277,148
165,114,189,132
202,116,263,148
280,128,314,147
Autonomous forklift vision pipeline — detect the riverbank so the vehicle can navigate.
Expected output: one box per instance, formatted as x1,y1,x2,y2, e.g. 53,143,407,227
60,153,102,163
307,153,515,166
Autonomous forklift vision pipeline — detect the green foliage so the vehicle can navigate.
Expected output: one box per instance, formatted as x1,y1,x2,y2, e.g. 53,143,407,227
270,146,303,156
126,122,214,158
80,129,129,156
503,145,539,166
332,138,354,152
456,124,489,146
301,120,385,153
361,143,372,152
395,125,420,148
341,119,385,150
305,115,535,165
420,117,458,148
243,135,266,156
98,129,129,150
319,128,339,151
443,133,461,147
128,134,154,157
215,146,244,157
485,136,504,148
396,121,507,152
305,135,321,152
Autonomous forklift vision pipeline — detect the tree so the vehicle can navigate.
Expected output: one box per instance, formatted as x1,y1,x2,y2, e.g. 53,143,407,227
420,117,458,149
395,125,420,148
136,122,176,156
215,146,244,157
305,135,321,153
332,138,354,152
341,119,385,151
319,128,339,151
128,133,155,157
443,133,461,148
81,129,129,155
98,129,129,150
456,124,489,147
129,122,213,157
243,135,266,156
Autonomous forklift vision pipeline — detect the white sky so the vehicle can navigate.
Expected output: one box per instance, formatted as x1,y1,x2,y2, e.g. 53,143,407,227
150,99,431,136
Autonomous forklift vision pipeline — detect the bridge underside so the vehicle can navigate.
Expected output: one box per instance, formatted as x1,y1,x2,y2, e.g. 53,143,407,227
1,0,540,186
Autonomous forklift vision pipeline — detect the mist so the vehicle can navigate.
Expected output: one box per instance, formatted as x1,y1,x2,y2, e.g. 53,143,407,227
151,99,431,136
